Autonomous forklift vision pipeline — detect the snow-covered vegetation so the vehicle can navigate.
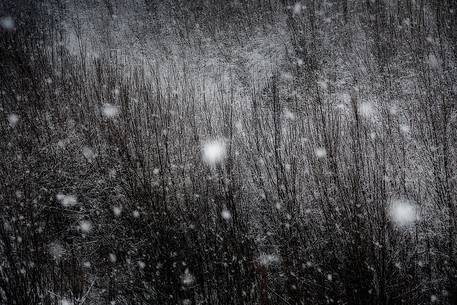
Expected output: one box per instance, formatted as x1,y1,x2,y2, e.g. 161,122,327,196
1,0,457,304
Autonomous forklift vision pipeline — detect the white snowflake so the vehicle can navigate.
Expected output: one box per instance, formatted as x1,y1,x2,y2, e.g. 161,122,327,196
113,206,122,216
317,80,328,90
315,147,327,158
389,105,398,115
0,16,14,30
49,242,66,260
57,193,78,207
235,120,243,132
82,146,96,162
258,254,280,266
293,2,302,15
60,299,73,305
284,109,296,120
388,199,418,226
358,102,375,117
7,113,19,127
202,140,226,165
181,269,195,285
281,72,293,81
102,103,120,118
399,124,410,134
79,220,92,233
221,208,232,220
427,54,439,69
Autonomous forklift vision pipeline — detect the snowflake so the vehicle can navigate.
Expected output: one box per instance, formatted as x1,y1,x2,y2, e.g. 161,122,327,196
358,102,375,117
56,193,78,207
399,124,410,134
112,206,122,216
258,254,280,266
60,299,73,305
7,113,19,127
49,242,66,260
79,220,92,233
82,146,96,162
0,16,14,30
293,2,302,15
315,147,327,158
427,54,439,69
102,103,119,118
221,208,232,220
202,140,226,165
284,109,296,120
181,269,195,285
388,199,418,226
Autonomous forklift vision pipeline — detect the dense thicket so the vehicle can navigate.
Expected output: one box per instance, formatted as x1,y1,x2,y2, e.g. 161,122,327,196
1,0,456,304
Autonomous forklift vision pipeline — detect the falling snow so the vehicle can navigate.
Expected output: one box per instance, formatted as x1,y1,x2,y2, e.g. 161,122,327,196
2,2,456,304
202,140,226,165
221,208,232,220
57,193,78,207
102,103,120,118
0,16,14,30
79,220,92,233
358,102,375,118
388,199,418,227
181,269,195,286
315,147,327,158
258,254,280,266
